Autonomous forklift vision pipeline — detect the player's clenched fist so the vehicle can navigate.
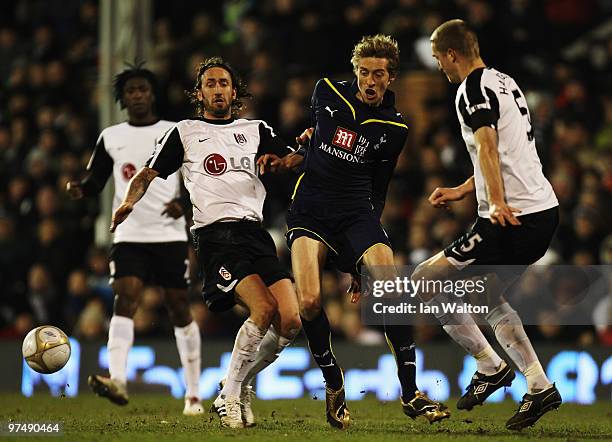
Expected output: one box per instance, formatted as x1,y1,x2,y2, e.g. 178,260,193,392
161,200,184,219
256,153,281,175
295,127,313,146
347,274,362,304
428,186,465,208
66,181,84,200
110,202,134,232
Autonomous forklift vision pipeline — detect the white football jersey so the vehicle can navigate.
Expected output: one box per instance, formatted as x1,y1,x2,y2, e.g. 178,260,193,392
88,120,187,243
147,117,293,230
455,67,558,218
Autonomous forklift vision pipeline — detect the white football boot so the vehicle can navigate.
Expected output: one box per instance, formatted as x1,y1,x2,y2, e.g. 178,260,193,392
183,396,204,416
219,377,256,427
211,394,243,428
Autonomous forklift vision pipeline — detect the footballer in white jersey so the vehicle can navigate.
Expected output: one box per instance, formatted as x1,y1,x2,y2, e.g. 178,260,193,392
110,57,301,429
454,67,558,219
66,65,203,416
89,119,187,244
410,19,562,431
148,117,289,231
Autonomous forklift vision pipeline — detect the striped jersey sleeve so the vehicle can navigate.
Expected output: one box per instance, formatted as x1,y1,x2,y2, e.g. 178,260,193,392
461,68,500,131
146,126,183,179
257,121,295,156
81,132,113,196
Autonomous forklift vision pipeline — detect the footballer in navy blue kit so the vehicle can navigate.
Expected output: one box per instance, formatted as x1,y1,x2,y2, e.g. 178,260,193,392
286,76,407,273
278,35,450,429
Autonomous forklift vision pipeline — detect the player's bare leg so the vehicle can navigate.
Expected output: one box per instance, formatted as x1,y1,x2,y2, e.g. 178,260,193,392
292,236,349,430
363,244,449,423
234,278,301,427
212,274,277,428
88,276,143,405
164,288,203,416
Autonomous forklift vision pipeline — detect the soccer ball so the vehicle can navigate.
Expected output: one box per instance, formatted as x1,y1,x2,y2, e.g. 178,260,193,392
22,326,71,374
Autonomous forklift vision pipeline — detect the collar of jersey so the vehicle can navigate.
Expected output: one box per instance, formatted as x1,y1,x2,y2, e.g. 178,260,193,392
349,79,396,109
462,66,487,86
198,117,235,125
127,118,161,127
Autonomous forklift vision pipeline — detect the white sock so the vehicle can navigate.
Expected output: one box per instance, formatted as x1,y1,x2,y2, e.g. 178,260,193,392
174,321,201,399
426,295,502,375
487,302,552,392
108,315,134,385
442,323,503,375
220,318,267,399
473,344,505,375
243,324,294,387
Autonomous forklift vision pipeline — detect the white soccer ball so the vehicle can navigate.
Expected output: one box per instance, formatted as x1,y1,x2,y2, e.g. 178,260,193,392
22,326,71,374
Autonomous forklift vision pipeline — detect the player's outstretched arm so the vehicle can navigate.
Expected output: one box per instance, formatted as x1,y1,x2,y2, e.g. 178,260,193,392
428,176,475,208
267,126,313,173
257,152,304,174
67,135,113,200
257,127,313,172
110,167,159,232
474,126,521,226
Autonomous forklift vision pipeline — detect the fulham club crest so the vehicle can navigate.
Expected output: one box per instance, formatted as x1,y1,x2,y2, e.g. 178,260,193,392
233,133,247,145
218,266,232,281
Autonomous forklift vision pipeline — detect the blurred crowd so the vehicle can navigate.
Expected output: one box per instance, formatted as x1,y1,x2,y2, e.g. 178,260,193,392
0,0,610,346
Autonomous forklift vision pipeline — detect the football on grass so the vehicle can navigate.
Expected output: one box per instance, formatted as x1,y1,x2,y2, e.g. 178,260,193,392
22,326,71,374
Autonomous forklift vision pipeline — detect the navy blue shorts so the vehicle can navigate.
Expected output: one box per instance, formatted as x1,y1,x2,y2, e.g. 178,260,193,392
286,203,391,274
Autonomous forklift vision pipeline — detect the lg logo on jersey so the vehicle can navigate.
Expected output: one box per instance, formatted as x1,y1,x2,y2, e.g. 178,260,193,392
203,153,255,176
204,154,227,175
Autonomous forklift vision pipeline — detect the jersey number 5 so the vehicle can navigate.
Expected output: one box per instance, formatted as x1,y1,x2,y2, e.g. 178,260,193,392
460,233,483,253
512,89,534,142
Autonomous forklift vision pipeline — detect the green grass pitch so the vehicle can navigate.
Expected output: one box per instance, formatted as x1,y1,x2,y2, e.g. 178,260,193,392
1,394,610,441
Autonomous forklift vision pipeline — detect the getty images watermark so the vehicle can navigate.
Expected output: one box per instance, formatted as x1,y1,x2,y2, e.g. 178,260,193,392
360,265,612,327
370,275,489,315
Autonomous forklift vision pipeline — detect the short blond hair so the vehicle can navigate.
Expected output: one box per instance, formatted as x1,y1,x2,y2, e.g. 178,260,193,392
350,34,400,77
431,19,480,59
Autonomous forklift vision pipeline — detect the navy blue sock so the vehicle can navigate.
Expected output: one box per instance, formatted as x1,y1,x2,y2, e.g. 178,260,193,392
384,324,418,402
301,310,343,390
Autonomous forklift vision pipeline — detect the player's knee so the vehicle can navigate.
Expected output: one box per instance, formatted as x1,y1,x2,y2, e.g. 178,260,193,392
165,289,192,327
251,294,278,327
299,293,321,320
113,293,139,318
279,314,301,339
112,278,143,317
410,262,438,301
411,261,428,281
